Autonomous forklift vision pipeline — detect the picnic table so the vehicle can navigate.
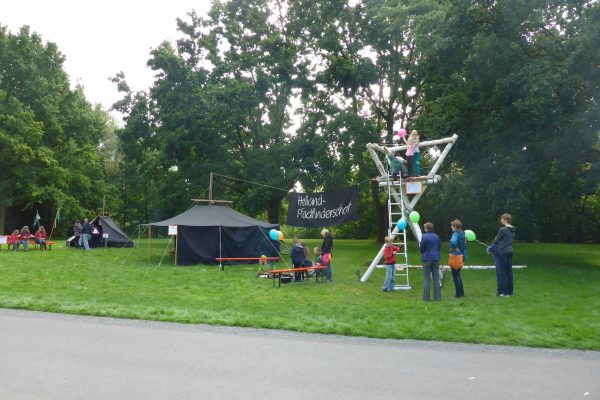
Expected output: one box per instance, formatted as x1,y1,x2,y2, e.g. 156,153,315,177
269,264,328,287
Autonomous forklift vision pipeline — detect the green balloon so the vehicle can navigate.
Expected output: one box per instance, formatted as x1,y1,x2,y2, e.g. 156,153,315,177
409,211,420,223
465,229,476,241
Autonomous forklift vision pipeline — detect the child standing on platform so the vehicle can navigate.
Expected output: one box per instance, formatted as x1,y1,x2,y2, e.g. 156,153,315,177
403,130,420,177
382,236,400,292
412,130,421,176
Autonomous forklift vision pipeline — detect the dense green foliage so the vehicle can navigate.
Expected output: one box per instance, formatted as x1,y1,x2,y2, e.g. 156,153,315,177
1,0,599,242
0,26,113,234
1,240,599,349
112,0,599,242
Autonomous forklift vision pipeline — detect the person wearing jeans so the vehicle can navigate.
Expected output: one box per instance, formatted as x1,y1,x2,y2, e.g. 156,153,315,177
382,236,400,292
19,226,31,251
492,213,515,297
420,222,442,301
81,218,92,251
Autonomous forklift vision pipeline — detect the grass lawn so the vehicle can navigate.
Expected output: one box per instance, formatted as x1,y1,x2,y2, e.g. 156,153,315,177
0,239,599,350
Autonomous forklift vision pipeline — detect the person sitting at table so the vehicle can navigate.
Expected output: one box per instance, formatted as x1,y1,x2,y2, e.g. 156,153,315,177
35,226,48,250
8,229,19,251
19,226,31,251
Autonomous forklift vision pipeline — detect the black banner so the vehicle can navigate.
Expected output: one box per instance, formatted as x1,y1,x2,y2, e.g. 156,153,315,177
286,187,358,227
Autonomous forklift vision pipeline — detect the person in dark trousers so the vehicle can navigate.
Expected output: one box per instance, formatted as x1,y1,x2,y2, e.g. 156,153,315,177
449,219,467,298
320,229,334,282
492,213,515,297
486,243,501,295
81,218,92,251
290,238,306,282
419,222,442,301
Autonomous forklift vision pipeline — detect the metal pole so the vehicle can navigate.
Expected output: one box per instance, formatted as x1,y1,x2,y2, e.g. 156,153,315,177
209,172,213,204
219,226,223,271
174,233,178,266
147,224,151,264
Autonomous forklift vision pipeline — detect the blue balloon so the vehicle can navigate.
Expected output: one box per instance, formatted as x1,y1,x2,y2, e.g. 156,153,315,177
396,218,407,231
269,229,280,241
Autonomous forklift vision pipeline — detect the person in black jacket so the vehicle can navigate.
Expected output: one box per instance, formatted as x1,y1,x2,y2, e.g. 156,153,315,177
492,213,516,297
290,238,306,282
320,229,334,282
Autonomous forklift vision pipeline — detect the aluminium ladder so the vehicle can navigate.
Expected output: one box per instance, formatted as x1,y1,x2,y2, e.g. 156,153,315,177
386,168,411,290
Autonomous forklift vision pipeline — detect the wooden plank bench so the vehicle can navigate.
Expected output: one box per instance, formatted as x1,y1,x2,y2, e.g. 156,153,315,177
269,265,328,287
34,241,56,250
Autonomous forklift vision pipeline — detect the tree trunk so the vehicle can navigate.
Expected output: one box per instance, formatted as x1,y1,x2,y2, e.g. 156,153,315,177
267,195,282,225
0,203,6,235
370,180,387,242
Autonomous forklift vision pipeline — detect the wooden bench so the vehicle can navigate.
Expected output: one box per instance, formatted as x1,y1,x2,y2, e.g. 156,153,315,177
33,241,56,250
269,265,328,287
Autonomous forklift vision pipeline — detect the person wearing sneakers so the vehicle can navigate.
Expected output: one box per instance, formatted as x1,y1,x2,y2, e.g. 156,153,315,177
382,236,400,292
492,213,516,297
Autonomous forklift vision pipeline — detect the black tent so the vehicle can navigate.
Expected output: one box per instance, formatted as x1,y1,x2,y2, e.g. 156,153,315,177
91,216,134,248
149,205,279,266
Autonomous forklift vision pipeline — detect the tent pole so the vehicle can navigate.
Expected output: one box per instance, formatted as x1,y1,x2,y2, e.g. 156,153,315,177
147,224,151,264
219,226,223,271
174,233,178,266
209,172,213,204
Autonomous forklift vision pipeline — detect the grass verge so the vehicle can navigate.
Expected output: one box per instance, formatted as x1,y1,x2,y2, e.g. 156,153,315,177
0,239,599,350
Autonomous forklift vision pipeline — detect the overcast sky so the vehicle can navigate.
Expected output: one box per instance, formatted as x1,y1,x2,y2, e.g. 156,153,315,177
2,1,212,122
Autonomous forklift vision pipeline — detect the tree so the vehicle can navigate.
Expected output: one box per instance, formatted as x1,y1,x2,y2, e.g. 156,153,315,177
415,0,600,241
0,25,112,234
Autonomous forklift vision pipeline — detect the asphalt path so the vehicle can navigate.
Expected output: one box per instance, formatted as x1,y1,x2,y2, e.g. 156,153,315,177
0,309,598,400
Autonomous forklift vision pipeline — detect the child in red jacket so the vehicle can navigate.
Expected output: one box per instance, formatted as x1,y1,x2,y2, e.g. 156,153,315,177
35,226,48,250
382,236,400,292
8,230,19,251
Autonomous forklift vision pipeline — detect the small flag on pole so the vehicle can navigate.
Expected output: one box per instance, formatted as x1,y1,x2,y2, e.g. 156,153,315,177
54,208,61,228
33,210,41,228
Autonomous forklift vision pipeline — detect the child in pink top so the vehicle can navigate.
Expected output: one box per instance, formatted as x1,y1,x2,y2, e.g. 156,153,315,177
403,130,419,177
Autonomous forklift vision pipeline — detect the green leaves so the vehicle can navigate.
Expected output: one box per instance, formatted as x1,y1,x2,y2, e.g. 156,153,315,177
0,26,113,233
